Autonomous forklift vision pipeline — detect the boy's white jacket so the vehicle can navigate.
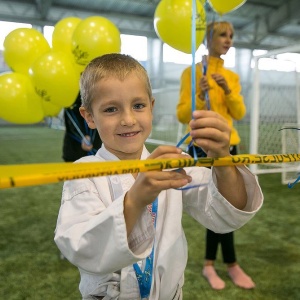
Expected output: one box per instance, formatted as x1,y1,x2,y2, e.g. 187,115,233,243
54,145,263,300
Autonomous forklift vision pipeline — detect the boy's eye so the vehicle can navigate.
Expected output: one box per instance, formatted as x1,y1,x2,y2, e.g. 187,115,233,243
134,103,146,110
104,107,117,113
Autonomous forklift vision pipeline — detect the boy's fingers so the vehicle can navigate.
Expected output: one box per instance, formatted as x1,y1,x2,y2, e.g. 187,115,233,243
191,109,225,119
146,169,191,181
136,171,192,195
148,145,183,159
190,117,229,134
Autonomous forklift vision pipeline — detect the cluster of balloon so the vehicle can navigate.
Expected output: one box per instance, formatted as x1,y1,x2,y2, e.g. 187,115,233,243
154,0,247,53
0,16,121,124
53,16,121,74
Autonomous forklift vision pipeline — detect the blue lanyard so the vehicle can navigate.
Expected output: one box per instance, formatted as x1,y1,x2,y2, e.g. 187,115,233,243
133,198,158,299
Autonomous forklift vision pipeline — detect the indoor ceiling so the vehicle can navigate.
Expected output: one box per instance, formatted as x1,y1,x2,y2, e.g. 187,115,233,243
1,0,300,51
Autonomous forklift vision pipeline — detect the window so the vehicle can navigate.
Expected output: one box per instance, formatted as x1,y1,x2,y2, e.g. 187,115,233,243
163,43,207,64
252,49,300,72
43,25,54,47
163,43,235,67
43,27,148,62
121,34,147,61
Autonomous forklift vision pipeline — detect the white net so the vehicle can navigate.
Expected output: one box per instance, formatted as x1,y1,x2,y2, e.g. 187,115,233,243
148,86,187,148
281,124,300,184
45,110,65,130
250,48,300,177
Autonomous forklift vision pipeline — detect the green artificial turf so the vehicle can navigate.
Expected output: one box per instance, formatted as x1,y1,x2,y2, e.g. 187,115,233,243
0,125,300,299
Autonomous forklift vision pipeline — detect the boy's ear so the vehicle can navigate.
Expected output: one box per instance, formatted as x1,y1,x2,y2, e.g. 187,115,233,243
151,98,155,111
79,107,96,129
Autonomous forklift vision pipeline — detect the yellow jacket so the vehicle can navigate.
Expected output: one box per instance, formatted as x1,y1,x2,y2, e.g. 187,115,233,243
177,56,246,145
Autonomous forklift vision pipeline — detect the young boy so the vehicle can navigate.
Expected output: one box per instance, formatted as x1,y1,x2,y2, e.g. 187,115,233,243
54,53,263,300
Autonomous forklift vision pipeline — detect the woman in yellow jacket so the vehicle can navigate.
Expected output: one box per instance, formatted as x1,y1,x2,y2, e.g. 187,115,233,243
177,21,255,290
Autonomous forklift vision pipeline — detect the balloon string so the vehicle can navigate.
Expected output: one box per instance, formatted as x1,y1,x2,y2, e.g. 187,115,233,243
176,0,198,164
288,174,300,189
202,8,215,110
65,110,91,146
191,0,196,116
176,132,191,148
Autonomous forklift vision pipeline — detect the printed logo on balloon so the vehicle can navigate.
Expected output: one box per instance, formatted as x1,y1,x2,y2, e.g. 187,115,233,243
52,16,83,76
71,16,121,68
29,50,80,109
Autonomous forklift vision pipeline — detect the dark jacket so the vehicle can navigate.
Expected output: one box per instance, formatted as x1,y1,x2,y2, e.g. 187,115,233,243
62,94,102,162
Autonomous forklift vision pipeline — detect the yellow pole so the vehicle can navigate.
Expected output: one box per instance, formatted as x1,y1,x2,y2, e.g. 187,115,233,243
1,153,299,189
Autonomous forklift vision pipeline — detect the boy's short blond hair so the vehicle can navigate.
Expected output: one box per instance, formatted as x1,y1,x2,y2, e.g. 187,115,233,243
80,53,153,113
206,21,234,45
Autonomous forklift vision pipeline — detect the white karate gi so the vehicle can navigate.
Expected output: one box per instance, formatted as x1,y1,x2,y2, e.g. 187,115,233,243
54,145,263,300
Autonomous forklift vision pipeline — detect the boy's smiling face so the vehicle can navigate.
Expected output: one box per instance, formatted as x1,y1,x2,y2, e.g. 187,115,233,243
81,73,154,160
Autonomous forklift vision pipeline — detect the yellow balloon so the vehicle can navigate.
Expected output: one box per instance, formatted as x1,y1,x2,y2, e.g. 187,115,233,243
29,50,80,108
42,101,63,117
52,17,83,77
52,17,81,54
71,16,121,67
0,72,44,124
208,0,246,15
3,28,50,74
154,0,206,54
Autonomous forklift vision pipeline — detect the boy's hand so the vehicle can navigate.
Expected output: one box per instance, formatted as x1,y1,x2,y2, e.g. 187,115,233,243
127,146,192,208
189,111,247,210
189,110,231,158
124,146,192,236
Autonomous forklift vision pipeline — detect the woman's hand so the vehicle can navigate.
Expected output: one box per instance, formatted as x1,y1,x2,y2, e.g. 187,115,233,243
211,73,231,94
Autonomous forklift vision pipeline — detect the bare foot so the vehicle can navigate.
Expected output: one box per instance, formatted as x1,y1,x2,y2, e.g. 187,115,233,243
228,264,255,289
202,265,225,290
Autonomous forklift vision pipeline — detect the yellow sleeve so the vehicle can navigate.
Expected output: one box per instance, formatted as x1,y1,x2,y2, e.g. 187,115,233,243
177,65,206,124
224,72,246,121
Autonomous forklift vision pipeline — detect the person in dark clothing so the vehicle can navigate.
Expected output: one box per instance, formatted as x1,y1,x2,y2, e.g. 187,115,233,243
62,93,102,162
